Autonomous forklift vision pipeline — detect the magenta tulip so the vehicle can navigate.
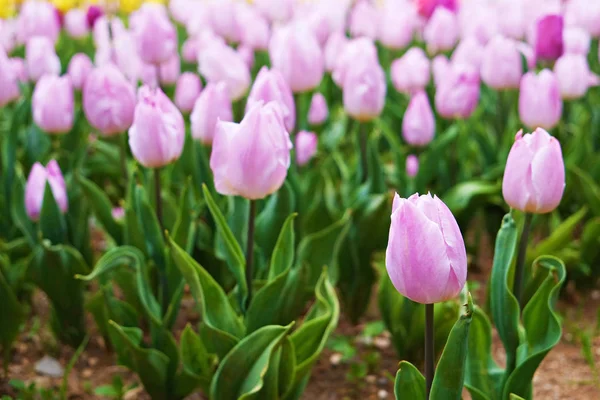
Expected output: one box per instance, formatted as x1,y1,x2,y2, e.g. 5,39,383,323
198,41,250,101
25,37,60,82
502,128,565,214
67,53,93,90
386,192,467,304
64,9,89,39
32,75,74,134
246,67,295,132
391,48,431,95
533,14,564,61
518,69,562,130
435,63,480,119
417,0,458,19
308,93,328,126
25,160,68,221
130,3,177,65
481,36,522,90
296,131,318,166
406,155,419,178
83,65,136,136
403,91,435,147
16,0,60,44
190,82,233,145
175,72,202,113
210,101,292,200
0,49,20,107
423,7,459,54
343,60,386,122
86,5,103,29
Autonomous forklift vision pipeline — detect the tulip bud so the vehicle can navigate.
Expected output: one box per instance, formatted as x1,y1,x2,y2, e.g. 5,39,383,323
129,86,185,168
308,93,328,126
502,128,565,214
0,18,17,53
432,55,451,87
554,54,597,100
533,14,564,61
236,3,270,50
296,130,318,166
343,60,386,122
208,0,240,43
190,82,233,145
159,54,180,86
67,53,93,90
0,49,20,107
17,0,61,44
32,75,74,134
254,0,294,23
83,65,137,136
246,67,295,132
391,48,431,95
210,101,292,200
198,41,250,101
10,57,27,83
458,1,498,45
269,23,324,93
130,3,177,65
64,9,89,39
182,38,198,63
564,0,600,37
25,36,61,82
175,72,202,113
386,192,467,304
333,37,379,88
406,155,419,178
324,31,348,73
423,7,459,54
111,207,125,221
417,0,458,19
563,27,590,55
349,0,379,39
497,0,526,39
451,37,485,71
378,0,416,50
403,91,435,147
25,160,68,221
435,63,480,119
518,69,562,130
481,36,522,90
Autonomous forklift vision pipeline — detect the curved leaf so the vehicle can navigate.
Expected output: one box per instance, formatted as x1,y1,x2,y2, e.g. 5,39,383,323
269,213,297,280
255,182,296,258
173,324,217,397
76,174,123,244
394,361,425,400
40,182,67,244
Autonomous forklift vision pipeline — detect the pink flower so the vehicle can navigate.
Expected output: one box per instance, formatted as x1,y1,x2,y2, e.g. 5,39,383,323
175,72,202,113
378,0,416,50
64,9,89,39
403,91,435,147
391,47,431,95
25,160,68,221
533,14,564,61
435,63,480,120
67,53,93,90
423,7,459,54
0,48,20,107
198,41,250,101
343,59,387,122
130,3,177,65
246,67,295,132
349,0,379,39
518,69,562,130
25,37,60,82
295,130,318,166
308,93,328,126
32,75,74,134
17,0,60,44
406,155,419,178
480,36,522,90
190,82,233,145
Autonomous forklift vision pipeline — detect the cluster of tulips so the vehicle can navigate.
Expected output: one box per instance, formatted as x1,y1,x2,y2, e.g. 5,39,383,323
0,0,597,399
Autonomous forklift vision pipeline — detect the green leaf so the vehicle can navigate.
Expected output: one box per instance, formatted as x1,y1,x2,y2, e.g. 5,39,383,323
174,324,216,396
394,361,426,400
509,394,526,400
443,181,501,225
202,185,247,310
210,323,293,400
10,174,36,246
430,294,474,400
269,213,297,280
76,174,123,243
489,214,520,378
39,181,67,244
570,166,600,216
0,263,24,370
255,182,296,258
133,183,167,273
171,180,197,252
503,256,566,399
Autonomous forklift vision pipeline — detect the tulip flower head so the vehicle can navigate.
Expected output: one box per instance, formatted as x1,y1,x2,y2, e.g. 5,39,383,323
246,67,295,132
67,53,93,90
25,36,61,82
386,192,467,304
533,14,564,61
308,93,329,126
423,7,459,54
378,0,416,50
17,0,61,44
554,54,598,100
481,36,523,90
210,101,292,200
391,47,431,95
190,82,233,145
343,59,387,122
130,3,177,65
128,86,185,168
25,160,68,221
0,48,20,107
417,0,458,19
295,130,318,166
198,41,250,101
518,69,562,130
64,9,89,39
32,75,74,134
502,128,565,214
406,155,419,178
435,63,480,120
403,91,435,147
349,0,379,39
175,72,202,113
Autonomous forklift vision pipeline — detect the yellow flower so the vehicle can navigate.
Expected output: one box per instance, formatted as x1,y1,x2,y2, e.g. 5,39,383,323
0,0,16,18
51,0,78,12
119,0,143,13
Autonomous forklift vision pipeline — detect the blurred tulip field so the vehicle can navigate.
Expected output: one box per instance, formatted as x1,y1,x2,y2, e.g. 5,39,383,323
2,0,600,399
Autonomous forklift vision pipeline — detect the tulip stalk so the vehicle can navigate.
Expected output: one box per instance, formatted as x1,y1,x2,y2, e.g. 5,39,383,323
245,200,257,309
513,213,533,307
359,123,368,183
425,303,434,398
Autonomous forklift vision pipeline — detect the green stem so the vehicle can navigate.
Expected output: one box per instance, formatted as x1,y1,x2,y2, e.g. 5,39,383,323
513,213,533,308
245,200,257,310
119,133,128,185
154,168,168,312
425,303,435,399
359,123,368,183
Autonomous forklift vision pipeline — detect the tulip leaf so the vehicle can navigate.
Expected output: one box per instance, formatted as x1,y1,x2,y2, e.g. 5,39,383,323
0,260,24,370
39,181,68,245
202,184,248,310
77,174,123,244
255,181,296,259
489,213,520,379
503,256,566,399
443,180,501,226
216,195,249,259
10,174,36,246
393,361,426,400
430,294,474,400
366,133,386,194
133,183,167,272
171,180,197,252
570,166,600,216
210,323,293,400
174,324,217,397
269,213,297,280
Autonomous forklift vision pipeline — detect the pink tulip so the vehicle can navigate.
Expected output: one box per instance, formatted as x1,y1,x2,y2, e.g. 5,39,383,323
182,38,199,63
246,67,295,132
129,86,185,168
308,93,328,126
516,42,537,70
190,82,233,144
130,4,177,65
198,41,250,101
332,37,378,87
254,0,294,23
406,155,419,178
451,37,485,71
378,0,416,50
83,65,137,136
64,9,89,39
169,0,193,24
67,53,93,90
175,72,202,113
92,16,125,49
236,3,270,50
25,37,61,82
86,5,104,29
237,45,255,69
391,48,431,95
210,101,292,200
0,49,21,107
269,23,324,93
343,59,386,122
0,18,17,53
349,0,379,39
296,130,318,166
458,1,498,45
481,36,522,90
496,0,526,39
403,91,435,147
554,54,597,100
10,57,27,83
111,207,125,221
209,0,240,43
564,0,600,37
563,27,590,55
32,75,74,134
325,32,349,73
159,54,180,85
386,192,467,304
502,128,565,214
533,14,564,61
25,160,68,221
432,55,451,87
17,0,60,44
519,69,562,130
435,63,480,120
423,7,459,54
